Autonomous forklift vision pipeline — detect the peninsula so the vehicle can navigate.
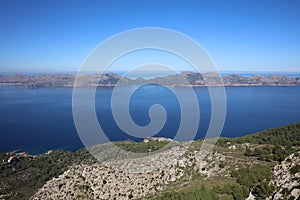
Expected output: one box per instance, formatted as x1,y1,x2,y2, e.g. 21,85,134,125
0,72,299,88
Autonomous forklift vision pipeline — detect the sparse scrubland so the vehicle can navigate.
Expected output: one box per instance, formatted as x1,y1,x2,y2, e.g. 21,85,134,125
0,122,299,200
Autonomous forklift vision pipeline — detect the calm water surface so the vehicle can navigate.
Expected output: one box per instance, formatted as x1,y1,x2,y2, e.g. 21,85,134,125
0,86,299,154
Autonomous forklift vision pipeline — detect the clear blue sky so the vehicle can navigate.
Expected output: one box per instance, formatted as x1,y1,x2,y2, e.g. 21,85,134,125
0,0,300,72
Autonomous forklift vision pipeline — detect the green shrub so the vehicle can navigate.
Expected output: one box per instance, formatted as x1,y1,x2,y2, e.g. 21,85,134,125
290,165,300,175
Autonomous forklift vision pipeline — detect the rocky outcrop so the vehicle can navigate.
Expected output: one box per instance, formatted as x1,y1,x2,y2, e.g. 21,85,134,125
31,141,228,200
270,151,300,199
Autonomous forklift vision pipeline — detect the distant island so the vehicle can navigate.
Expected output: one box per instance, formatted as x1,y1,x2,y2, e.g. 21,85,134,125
0,72,299,88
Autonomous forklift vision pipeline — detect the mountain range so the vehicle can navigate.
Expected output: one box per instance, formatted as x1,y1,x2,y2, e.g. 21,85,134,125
0,72,299,88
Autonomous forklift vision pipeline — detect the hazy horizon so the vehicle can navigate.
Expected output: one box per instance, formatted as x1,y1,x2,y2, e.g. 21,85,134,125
1,69,300,74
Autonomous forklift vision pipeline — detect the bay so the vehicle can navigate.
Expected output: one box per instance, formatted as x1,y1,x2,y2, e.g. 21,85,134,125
0,85,299,154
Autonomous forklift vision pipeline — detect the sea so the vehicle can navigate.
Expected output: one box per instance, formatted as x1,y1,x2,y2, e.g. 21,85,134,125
0,84,299,154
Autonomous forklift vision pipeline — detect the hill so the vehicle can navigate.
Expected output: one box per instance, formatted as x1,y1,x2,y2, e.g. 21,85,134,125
0,72,299,87
0,123,299,200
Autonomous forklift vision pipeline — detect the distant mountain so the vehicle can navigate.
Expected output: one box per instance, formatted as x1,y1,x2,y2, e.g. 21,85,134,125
0,72,299,88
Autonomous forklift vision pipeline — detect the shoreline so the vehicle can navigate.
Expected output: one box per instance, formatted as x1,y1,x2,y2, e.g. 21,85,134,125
1,83,300,88
0,72,299,88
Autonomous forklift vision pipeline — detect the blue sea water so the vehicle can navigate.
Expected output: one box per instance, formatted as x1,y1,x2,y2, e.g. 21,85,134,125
0,86,299,154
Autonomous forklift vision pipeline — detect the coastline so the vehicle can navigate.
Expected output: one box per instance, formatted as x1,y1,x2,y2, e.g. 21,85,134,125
1,83,300,88
0,72,299,88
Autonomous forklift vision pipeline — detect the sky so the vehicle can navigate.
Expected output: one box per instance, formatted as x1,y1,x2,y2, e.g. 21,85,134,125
0,0,300,72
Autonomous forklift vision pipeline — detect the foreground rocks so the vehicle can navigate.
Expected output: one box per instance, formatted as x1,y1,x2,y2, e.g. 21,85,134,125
30,141,300,200
31,142,228,200
2,122,299,200
270,151,300,199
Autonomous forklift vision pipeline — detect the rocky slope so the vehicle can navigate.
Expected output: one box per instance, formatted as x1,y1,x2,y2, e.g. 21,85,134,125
270,151,300,199
31,142,229,200
1,123,300,200
31,140,300,200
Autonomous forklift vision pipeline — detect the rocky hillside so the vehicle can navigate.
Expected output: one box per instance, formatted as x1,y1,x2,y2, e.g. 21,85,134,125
270,151,300,199
1,123,300,200
31,142,229,200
